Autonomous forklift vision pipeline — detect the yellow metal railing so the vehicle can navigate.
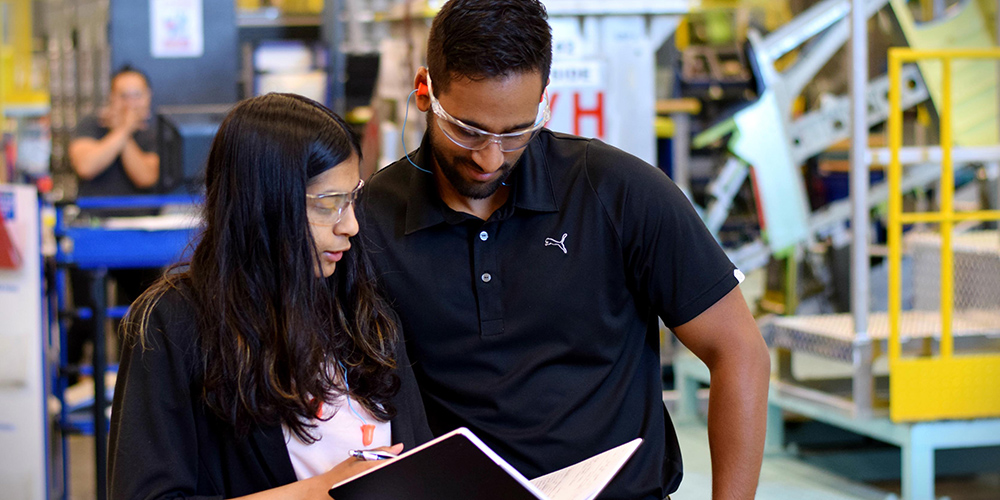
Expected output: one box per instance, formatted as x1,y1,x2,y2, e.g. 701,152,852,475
887,47,1000,422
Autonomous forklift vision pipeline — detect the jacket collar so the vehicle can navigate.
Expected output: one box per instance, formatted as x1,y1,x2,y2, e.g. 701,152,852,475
248,425,298,486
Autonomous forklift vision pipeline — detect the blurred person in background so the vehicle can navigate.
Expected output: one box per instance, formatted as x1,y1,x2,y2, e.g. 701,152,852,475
70,64,159,196
64,65,160,382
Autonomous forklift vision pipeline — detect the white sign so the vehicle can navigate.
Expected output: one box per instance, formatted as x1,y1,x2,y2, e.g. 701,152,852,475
546,60,608,140
150,0,204,59
550,17,587,59
550,60,603,88
0,185,45,500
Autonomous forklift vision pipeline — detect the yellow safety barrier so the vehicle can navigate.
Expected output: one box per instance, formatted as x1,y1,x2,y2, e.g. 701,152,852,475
887,47,1000,422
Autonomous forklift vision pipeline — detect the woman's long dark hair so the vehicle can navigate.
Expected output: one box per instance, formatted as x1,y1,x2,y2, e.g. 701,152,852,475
126,93,400,441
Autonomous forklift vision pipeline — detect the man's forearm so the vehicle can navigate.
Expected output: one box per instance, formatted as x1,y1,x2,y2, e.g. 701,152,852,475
121,139,159,189
672,287,771,499
706,347,770,499
69,127,132,180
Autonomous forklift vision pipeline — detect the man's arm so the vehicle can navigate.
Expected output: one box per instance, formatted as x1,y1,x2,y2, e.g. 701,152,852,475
68,127,132,181
672,286,770,500
69,106,158,189
120,138,159,189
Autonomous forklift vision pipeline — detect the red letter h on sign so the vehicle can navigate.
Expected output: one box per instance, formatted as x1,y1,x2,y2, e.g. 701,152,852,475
573,92,604,137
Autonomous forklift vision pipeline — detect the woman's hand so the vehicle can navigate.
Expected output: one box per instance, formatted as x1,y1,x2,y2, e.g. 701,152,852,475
321,443,405,497
231,442,407,500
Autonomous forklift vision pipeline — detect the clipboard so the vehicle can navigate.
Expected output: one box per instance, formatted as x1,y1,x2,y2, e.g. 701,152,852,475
328,427,641,500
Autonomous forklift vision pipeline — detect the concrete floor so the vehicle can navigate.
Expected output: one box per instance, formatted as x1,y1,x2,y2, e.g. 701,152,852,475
68,436,95,500
672,422,889,500
67,424,1000,499
672,421,1000,500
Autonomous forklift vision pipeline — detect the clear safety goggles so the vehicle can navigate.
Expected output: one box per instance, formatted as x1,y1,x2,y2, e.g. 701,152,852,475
305,178,364,226
427,73,550,153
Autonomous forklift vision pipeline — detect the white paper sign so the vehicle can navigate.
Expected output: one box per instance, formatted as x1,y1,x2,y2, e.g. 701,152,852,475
0,185,44,500
546,60,608,140
550,60,603,88
150,0,204,58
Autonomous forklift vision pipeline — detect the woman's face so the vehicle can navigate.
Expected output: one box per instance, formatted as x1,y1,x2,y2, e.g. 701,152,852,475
306,156,362,278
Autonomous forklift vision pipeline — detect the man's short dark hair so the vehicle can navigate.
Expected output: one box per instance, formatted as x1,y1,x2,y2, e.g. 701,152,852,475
426,0,552,94
112,64,152,90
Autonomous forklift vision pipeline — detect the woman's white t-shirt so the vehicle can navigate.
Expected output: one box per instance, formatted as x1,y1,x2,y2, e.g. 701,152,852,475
281,394,391,480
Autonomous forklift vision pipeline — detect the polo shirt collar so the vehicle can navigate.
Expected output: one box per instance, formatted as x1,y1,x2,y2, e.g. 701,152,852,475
403,134,448,234
403,132,558,235
511,133,559,213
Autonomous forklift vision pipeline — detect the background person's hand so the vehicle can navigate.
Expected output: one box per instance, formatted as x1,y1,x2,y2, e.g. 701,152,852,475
100,100,145,133
121,105,146,132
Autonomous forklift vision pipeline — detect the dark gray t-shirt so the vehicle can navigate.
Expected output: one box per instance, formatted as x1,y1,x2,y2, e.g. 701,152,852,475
73,114,158,198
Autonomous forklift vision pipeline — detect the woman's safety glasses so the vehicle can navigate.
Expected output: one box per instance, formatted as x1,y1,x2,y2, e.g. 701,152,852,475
306,178,364,226
426,73,550,153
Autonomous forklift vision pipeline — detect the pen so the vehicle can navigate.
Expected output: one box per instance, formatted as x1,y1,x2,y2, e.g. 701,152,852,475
350,449,398,461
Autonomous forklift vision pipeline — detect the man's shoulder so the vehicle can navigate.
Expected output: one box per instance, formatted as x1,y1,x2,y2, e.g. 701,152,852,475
364,159,415,215
365,158,413,191
72,114,105,140
538,130,669,191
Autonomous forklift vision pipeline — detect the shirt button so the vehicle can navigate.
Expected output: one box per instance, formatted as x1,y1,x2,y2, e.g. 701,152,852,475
479,231,489,241
481,273,492,283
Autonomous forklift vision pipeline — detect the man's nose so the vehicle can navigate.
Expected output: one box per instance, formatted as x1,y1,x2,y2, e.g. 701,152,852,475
471,140,505,174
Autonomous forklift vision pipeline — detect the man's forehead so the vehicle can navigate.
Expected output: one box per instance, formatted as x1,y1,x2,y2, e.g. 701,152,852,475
443,70,544,90
437,78,545,133
112,72,149,91
435,72,545,111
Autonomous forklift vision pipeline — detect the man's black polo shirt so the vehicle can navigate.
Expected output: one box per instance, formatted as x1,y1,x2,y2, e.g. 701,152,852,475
361,130,739,500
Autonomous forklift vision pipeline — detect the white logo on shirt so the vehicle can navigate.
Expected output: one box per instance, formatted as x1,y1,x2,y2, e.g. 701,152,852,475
545,233,568,254
734,269,745,284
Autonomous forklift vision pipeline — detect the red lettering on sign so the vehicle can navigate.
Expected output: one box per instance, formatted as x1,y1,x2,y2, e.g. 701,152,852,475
574,93,604,137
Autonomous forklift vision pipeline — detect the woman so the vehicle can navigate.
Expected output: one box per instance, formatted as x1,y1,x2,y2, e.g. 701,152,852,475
108,93,431,499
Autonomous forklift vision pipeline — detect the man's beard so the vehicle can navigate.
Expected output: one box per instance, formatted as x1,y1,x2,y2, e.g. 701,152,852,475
430,142,514,200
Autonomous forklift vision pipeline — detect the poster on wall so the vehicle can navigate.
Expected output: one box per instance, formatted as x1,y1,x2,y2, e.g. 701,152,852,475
150,0,204,58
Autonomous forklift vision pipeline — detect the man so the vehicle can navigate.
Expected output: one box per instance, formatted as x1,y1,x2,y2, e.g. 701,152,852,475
69,65,159,197
361,1,771,498
65,65,160,378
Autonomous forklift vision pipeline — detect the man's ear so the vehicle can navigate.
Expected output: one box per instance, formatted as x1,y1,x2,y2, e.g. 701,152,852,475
413,68,431,112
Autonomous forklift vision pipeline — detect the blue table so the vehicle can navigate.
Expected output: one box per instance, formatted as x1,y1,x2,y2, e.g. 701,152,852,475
55,195,200,500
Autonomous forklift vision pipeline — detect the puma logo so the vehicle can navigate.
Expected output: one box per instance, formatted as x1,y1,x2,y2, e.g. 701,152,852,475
545,233,568,254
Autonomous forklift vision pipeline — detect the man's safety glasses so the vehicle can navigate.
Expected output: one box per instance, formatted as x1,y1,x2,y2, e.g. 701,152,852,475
426,73,550,153
306,178,364,226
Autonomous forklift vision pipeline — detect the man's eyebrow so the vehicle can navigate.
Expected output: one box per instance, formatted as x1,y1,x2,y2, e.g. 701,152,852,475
455,116,537,134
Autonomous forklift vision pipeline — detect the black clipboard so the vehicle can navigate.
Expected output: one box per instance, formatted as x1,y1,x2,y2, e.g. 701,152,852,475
328,427,546,500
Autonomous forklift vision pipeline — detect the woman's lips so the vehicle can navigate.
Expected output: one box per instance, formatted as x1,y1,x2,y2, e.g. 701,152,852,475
323,251,344,263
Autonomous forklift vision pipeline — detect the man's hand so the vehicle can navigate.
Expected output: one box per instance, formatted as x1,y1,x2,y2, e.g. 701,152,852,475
122,105,146,132
72,105,158,186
